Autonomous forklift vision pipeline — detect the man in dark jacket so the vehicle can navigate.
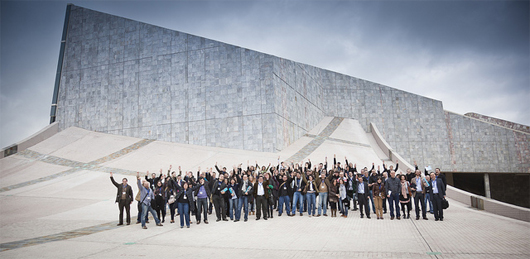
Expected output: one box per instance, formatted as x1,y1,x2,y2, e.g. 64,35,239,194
357,175,371,219
290,171,306,216
110,172,133,225
253,175,269,220
277,174,292,216
211,174,228,222
385,170,402,220
430,172,446,221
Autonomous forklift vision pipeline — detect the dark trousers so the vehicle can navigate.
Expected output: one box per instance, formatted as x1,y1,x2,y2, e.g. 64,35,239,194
255,195,268,219
432,193,444,220
154,197,166,222
414,192,426,218
400,201,411,216
196,198,208,221
169,202,177,220
383,197,387,212
357,193,370,217
212,195,226,220
118,199,130,224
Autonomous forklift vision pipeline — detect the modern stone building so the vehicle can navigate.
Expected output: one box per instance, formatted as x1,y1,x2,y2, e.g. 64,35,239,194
51,5,529,181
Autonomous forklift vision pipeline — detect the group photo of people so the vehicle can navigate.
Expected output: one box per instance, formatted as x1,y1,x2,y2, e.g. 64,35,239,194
110,155,448,229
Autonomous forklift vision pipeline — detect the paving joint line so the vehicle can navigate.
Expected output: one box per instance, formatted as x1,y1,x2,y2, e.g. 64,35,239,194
0,139,154,193
286,117,344,162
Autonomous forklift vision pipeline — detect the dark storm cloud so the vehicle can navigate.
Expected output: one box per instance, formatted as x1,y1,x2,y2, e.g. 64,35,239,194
0,0,528,148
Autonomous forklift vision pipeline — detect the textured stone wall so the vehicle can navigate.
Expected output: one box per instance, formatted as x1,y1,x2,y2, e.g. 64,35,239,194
446,111,529,173
58,5,279,152
56,5,529,173
465,113,530,134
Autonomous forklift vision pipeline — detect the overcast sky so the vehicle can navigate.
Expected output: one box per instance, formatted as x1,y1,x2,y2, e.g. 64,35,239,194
1,0,529,148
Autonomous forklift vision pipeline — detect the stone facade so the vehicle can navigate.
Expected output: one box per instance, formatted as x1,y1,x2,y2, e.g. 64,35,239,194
55,5,529,173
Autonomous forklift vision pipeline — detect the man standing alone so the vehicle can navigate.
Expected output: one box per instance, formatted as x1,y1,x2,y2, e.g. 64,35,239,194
110,172,133,225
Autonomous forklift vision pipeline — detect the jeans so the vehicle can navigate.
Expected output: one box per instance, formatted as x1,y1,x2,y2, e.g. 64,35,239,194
388,193,401,218
425,193,433,213
318,192,328,215
177,202,190,227
369,190,375,213
278,195,291,215
196,198,208,222
306,192,316,216
238,196,249,220
292,192,304,214
137,201,148,223
141,203,160,227
341,199,349,216
229,198,239,220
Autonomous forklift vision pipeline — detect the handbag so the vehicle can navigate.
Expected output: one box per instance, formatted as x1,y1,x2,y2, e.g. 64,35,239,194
168,192,176,204
442,198,449,209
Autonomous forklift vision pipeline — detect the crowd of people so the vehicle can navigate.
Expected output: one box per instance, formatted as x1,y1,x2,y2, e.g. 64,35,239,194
109,155,447,229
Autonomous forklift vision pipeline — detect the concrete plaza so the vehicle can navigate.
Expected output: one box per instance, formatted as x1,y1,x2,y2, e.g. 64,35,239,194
1,118,529,258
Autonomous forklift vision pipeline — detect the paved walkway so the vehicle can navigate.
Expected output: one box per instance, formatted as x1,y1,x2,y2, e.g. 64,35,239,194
0,197,528,258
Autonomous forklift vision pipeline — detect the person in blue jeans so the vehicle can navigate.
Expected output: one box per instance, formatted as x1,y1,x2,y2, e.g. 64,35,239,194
136,172,163,229
227,178,240,221
339,178,349,217
316,172,332,216
424,174,434,213
290,171,306,216
237,174,252,222
175,181,200,228
385,170,402,220
277,174,292,216
304,175,318,217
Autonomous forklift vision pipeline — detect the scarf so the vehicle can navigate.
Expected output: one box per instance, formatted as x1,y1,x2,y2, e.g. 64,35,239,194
401,181,408,198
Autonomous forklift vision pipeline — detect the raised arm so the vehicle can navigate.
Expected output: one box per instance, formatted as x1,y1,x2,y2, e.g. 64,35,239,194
215,163,222,174
110,172,119,187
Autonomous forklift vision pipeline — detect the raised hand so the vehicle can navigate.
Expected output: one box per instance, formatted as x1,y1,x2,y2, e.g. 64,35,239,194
110,172,113,177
